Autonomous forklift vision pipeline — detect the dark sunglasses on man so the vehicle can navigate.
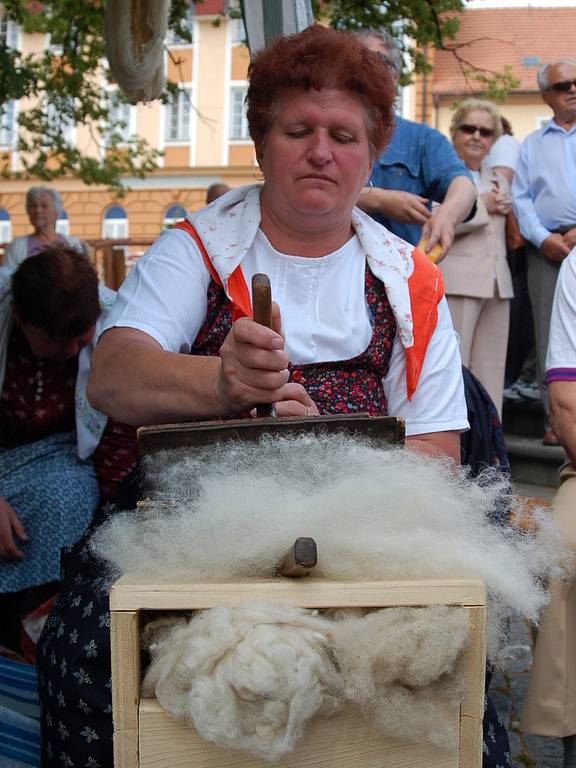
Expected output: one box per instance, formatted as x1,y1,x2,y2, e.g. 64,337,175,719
547,78,576,93
458,124,495,138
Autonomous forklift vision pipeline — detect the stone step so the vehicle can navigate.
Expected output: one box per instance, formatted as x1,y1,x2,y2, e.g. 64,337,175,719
505,434,566,488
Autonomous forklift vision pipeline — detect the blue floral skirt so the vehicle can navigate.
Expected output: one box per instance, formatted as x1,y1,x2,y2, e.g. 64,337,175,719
0,432,99,594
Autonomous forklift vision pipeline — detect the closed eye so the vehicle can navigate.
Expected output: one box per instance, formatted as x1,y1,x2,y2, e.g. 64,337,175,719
286,129,310,139
333,133,355,144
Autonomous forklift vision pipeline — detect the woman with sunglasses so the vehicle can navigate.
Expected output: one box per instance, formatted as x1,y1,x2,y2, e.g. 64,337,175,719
438,98,514,416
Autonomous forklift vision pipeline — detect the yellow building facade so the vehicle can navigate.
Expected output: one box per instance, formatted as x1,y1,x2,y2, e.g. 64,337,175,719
0,4,258,245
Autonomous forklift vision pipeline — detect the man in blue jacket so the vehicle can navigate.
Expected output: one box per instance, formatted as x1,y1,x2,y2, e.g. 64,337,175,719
356,29,476,260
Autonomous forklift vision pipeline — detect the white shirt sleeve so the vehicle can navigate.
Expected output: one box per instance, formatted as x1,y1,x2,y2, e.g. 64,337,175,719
546,248,576,373
486,134,520,172
383,297,469,436
101,228,211,352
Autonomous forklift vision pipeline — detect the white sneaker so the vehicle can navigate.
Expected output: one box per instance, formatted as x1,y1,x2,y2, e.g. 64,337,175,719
503,385,522,401
514,381,541,401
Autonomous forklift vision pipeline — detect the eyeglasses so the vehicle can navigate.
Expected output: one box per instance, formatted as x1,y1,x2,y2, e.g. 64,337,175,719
376,51,400,75
547,79,576,93
458,124,495,138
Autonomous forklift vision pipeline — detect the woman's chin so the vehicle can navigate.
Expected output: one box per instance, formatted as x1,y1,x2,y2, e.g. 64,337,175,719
291,192,341,218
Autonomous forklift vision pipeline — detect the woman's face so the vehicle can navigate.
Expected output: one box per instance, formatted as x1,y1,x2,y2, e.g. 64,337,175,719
26,192,58,233
18,322,95,361
256,88,373,230
452,109,496,171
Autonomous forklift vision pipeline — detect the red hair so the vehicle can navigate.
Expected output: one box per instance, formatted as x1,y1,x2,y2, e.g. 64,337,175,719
247,25,395,155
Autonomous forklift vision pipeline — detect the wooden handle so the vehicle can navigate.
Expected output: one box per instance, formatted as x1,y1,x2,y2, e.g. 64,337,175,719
252,273,272,329
279,537,318,578
251,273,275,418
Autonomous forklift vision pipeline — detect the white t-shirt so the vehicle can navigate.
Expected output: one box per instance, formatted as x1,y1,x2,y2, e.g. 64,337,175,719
103,223,468,437
546,246,576,381
486,134,520,173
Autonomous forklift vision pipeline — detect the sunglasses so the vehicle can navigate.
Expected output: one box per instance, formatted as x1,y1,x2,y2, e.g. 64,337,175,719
458,124,495,138
547,79,576,93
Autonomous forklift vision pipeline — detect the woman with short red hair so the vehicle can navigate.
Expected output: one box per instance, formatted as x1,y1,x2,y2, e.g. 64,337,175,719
38,26,469,767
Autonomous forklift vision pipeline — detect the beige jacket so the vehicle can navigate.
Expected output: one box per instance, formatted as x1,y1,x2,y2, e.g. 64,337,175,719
439,163,514,300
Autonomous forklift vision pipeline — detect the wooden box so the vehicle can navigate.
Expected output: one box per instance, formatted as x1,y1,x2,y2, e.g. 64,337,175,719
110,578,486,768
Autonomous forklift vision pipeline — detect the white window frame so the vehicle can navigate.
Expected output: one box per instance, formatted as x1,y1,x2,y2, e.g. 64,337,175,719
166,7,195,46
43,98,76,147
102,208,129,239
0,216,12,243
0,100,15,147
229,85,249,141
230,16,245,45
165,88,192,143
55,214,70,236
162,205,187,229
46,33,63,56
0,12,18,48
103,91,134,146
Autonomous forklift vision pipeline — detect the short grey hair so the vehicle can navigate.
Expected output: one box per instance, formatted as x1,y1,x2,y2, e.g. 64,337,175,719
354,28,403,76
25,186,63,217
537,59,576,92
450,98,503,142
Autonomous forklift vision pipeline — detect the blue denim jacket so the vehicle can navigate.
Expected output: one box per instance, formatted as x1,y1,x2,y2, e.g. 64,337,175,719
369,116,473,245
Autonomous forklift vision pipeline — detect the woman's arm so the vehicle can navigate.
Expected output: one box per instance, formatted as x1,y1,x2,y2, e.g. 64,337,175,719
88,306,316,425
421,176,477,260
356,188,431,226
405,431,461,462
549,381,576,466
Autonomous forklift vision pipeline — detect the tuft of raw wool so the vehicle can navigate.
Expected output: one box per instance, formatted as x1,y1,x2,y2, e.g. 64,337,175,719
140,604,341,759
141,615,187,650
91,433,564,659
140,604,471,756
331,606,470,750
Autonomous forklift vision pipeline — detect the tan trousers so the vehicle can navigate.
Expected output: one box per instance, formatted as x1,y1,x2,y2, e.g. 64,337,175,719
521,471,576,737
446,293,510,417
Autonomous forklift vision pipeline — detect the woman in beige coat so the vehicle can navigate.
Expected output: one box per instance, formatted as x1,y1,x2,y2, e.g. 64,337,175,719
439,99,514,415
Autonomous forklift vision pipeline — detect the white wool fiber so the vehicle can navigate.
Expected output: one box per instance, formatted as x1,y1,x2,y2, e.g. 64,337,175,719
140,604,341,759
141,615,187,650
331,606,469,749
91,433,563,658
141,604,469,755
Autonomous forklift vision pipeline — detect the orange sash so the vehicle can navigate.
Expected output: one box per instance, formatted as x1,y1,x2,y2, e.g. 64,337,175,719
175,220,443,400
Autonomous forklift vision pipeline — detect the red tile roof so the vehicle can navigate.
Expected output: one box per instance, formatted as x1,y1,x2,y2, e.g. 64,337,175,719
433,7,576,95
195,0,226,16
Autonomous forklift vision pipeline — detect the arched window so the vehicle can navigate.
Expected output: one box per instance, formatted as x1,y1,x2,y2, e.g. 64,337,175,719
55,209,69,236
0,208,11,243
102,205,129,239
163,204,187,229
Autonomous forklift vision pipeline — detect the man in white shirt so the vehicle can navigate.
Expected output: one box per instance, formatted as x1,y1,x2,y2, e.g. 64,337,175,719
521,246,576,768
512,59,576,444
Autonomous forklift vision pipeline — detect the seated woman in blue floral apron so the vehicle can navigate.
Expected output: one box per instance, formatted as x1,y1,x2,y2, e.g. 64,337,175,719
0,246,137,652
